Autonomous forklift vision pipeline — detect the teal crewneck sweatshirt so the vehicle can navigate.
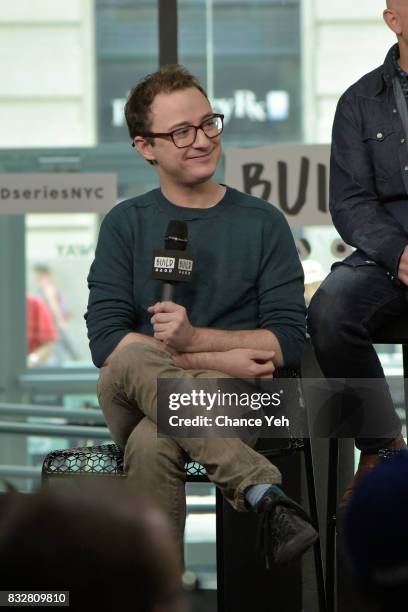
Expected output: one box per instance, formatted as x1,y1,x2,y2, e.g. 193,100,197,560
85,186,306,368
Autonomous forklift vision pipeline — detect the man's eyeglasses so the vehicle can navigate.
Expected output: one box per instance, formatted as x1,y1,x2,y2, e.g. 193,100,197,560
138,113,224,148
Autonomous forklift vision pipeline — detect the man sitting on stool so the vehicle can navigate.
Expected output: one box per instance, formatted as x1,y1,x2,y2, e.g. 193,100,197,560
85,64,317,567
308,1,408,506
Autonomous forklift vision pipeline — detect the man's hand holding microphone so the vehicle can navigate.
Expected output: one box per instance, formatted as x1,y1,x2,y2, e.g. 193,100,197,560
150,220,276,378
149,300,275,378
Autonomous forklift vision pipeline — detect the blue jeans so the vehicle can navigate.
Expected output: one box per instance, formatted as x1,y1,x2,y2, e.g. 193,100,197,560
308,262,407,453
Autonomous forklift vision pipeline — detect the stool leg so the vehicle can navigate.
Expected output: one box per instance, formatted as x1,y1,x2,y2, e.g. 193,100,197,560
326,438,338,612
216,488,225,612
303,438,327,612
402,344,408,436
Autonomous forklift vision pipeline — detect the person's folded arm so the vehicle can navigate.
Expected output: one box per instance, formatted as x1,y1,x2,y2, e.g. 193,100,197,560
189,328,283,364
148,303,284,365
173,347,276,378
330,93,408,277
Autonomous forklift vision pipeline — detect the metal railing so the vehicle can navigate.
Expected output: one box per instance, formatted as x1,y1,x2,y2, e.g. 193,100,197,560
0,421,110,438
0,401,111,487
0,401,216,512
0,402,110,438
0,403,105,422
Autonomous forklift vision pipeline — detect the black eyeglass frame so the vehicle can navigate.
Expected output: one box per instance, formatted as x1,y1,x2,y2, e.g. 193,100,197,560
135,113,224,148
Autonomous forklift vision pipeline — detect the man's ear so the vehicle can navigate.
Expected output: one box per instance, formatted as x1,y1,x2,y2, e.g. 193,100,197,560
383,8,403,36
133,136,156,164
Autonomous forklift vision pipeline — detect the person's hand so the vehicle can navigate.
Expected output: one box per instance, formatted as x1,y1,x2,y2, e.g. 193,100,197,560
398,245,408,285
214,348,276,378
148,301,196,350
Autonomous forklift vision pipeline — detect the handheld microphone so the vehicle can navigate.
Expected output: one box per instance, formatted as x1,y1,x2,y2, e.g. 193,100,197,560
152,221,194,301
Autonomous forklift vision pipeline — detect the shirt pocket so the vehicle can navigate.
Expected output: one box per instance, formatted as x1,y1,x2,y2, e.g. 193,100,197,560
362,125,400,181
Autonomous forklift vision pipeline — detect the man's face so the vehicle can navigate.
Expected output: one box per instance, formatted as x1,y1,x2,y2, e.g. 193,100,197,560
141,87,222,187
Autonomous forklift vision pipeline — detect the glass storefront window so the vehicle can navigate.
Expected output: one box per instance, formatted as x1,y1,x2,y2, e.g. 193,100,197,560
179,0,301,148
25,213,99,368
0,1,160,492
96,0,158,145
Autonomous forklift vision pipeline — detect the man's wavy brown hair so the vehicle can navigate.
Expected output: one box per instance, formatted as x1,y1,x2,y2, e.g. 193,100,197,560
125,64,208,143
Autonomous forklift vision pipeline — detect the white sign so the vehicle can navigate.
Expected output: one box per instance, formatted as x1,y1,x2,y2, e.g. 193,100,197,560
0,173,117,214
213,90,289,123
224,144,331,227
112,90,289,127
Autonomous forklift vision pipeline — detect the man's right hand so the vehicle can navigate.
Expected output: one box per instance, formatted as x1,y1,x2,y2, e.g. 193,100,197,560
398,245,408,285
212,348,276,378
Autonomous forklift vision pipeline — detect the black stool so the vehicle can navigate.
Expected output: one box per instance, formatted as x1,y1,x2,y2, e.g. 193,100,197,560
42,369,326,612
41,442,208,481
325,314,408,612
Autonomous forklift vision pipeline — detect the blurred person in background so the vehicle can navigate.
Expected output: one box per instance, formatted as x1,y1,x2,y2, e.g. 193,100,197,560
33,264,79,364
26,293,57,367
0,479,185,612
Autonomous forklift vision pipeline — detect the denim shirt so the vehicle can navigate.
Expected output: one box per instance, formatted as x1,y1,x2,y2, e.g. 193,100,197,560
330,44,408,277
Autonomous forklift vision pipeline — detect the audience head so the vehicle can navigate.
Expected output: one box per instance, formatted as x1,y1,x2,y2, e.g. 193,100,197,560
0,479,185,612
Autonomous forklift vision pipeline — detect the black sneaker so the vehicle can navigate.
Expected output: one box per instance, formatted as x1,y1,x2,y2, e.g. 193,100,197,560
255,488,318,567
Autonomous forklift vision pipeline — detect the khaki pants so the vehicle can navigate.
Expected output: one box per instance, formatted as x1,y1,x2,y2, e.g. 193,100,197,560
97,342,281,561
